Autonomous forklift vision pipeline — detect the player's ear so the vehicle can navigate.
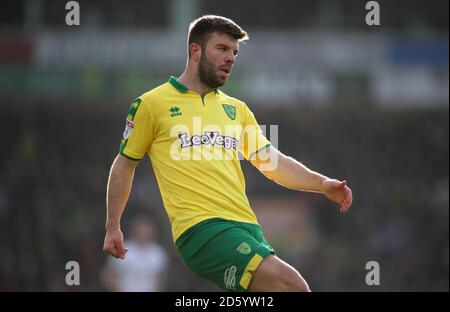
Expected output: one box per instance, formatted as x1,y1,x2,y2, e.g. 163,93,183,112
189,42,201,62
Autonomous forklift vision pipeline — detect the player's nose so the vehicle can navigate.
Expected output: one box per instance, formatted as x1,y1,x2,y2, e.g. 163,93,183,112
224,52,236,65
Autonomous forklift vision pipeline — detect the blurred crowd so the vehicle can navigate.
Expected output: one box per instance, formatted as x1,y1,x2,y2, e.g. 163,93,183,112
0,0,448,294
0,103,447,291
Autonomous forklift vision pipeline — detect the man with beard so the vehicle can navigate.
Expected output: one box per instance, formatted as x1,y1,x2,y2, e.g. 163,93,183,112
103,15,353,292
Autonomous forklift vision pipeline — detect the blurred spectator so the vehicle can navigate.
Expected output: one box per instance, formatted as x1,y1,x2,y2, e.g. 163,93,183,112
101,214,169,292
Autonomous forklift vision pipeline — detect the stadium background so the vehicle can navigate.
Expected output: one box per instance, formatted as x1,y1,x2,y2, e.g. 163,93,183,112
0,0,448,291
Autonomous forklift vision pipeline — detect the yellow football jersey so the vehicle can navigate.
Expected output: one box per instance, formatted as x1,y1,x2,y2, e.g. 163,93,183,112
120,76,271,241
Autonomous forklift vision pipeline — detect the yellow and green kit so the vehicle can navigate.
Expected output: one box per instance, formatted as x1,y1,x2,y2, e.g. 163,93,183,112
120,76,274,291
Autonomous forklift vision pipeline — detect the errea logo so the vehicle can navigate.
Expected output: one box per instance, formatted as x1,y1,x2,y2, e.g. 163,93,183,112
169,106,182,117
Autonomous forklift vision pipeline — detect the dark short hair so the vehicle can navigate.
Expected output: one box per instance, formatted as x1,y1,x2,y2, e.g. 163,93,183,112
187,15,249,55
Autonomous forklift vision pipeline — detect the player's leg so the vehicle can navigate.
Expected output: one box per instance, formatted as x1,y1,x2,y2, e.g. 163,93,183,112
176,219,276,291
247,254,310,292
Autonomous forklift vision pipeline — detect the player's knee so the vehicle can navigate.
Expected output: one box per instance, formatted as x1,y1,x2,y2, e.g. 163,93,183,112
278,269,310,292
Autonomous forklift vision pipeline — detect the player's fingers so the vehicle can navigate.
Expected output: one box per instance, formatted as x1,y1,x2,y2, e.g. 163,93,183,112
339,194,348,212
343,192,353,212
111,247,121,258
341,201,349,213
340,198,346,211
116,240,126,259
346,188,353,207
104,244,119,258
339,188,348,203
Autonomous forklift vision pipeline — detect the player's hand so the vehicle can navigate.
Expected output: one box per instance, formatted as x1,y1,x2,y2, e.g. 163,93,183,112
103,228,128,259
321,179,353,213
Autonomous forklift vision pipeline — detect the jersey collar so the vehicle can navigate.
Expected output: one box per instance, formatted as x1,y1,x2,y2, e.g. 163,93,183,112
168,76,220,95
168,76,189,93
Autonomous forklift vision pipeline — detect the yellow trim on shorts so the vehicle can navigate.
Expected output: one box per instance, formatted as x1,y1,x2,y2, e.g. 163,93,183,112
239,253,264,290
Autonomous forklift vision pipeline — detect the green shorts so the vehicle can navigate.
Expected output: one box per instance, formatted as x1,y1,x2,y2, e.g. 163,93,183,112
175,218,275,292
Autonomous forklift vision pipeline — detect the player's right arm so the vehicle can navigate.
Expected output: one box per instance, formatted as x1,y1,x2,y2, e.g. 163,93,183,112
103,154,138,259
103,96,154,259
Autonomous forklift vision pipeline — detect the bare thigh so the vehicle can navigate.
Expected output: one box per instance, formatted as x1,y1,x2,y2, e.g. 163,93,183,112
247,254,310,292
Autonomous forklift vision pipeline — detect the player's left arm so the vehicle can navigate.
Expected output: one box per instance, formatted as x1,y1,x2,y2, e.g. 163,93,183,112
250,145,353,212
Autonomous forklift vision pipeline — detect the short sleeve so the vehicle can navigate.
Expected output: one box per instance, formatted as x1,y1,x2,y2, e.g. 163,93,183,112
238,103,271,160
119,97,154,160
